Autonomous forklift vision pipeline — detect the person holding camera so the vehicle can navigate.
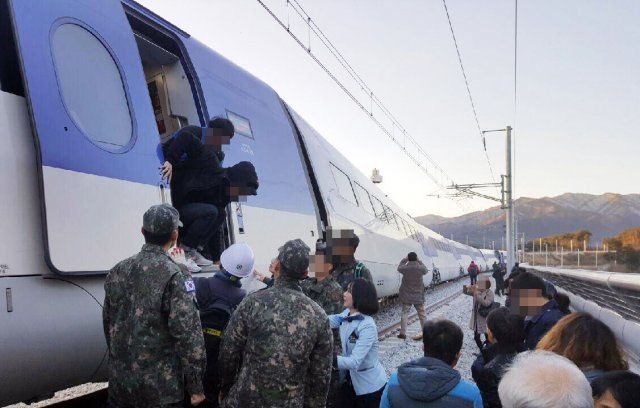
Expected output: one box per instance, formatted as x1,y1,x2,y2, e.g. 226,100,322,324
396,252,428,341
464,275,497,349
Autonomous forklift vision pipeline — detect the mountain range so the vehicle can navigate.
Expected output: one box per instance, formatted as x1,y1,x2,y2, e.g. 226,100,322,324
415,193,640,248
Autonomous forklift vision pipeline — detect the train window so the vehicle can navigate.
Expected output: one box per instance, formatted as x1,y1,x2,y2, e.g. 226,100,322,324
389,211,401,231
329,163,358,205
401,219,410,236
52,24,132,151
370,196,388,223
353,182,375,215
226,110,254,139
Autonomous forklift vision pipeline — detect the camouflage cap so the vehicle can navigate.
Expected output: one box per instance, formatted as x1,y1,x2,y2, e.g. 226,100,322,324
143,204,183,234
277,239,310,278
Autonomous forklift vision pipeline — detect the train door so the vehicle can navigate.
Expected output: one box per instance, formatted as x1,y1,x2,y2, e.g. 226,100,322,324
8,0,163,273
178,41,321,268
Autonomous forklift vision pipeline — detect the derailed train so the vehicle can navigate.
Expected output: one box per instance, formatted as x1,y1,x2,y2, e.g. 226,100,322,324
0,0,501,404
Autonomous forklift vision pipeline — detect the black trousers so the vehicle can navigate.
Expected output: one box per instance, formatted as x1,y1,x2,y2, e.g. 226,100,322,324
180,202,219,250
470,274,477,285
340,378,385,408
201,333,222,407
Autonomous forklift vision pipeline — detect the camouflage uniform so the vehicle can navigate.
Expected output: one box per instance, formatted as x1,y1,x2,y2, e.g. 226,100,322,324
103,205,205,407
218,239,333,408
300,277,344,316
332,261,373,291
300,277,344,408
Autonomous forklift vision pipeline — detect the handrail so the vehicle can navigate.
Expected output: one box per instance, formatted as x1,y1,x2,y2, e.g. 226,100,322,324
526,265,640,373
524,265,640,323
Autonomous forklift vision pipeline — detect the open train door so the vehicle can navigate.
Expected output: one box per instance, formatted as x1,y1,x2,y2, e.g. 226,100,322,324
8,0,163,274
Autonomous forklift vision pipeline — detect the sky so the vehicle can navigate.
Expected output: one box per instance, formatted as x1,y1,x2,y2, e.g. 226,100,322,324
138,0,640,217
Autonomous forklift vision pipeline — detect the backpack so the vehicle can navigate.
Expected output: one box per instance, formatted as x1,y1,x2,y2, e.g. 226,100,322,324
354,261,366,279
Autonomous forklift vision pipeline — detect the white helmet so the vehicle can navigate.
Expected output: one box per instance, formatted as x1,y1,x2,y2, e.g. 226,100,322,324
220,243,254,278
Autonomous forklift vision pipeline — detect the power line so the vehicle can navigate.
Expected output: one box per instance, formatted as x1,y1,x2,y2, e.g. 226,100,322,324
441,0,498,188
255,0,459,193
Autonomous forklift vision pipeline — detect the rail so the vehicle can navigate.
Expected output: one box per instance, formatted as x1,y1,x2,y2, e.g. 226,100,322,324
527,266,640,372
378,291,463,340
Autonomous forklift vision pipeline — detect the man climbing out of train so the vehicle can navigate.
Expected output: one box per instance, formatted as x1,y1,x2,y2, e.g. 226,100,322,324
159,117,234,267
103,204,206,407
326,228,373,290
159,118,258,266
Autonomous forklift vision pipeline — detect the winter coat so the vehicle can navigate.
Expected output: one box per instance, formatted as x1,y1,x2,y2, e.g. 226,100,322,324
164,126,225,210
398,260,428,304
471,343,520,408
469,289,495,334
380,356,482,408
524,299,564,350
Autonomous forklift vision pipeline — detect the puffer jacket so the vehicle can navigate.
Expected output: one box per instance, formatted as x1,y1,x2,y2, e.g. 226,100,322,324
380,356,483,408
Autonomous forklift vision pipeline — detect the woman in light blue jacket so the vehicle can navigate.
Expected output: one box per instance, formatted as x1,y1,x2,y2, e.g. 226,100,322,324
328,278,387,407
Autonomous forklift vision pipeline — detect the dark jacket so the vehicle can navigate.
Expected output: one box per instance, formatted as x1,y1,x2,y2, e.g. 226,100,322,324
524,299,564,350
398,259,428,304
471,343,520,408
164,126,225,210
380,357,482,408
193,272,247,314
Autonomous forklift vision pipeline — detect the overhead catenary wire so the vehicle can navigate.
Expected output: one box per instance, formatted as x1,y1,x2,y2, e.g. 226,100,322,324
255,0,461,195
441,0,498,189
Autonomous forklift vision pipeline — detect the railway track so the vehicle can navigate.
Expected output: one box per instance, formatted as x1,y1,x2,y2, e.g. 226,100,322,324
378,290,464,341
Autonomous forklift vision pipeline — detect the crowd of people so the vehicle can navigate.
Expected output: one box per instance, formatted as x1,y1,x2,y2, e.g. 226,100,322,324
101,121,638,408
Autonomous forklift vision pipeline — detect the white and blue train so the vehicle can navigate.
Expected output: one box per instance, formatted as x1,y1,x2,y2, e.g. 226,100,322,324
0,0,501,405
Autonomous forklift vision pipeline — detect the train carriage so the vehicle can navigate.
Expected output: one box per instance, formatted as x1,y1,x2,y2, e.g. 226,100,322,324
0,0,485,405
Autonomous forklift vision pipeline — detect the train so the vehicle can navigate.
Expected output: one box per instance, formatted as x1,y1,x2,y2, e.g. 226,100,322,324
0,0,502,405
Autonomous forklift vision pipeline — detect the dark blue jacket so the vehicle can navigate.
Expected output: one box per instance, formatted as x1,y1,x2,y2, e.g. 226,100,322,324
163,126,225,210
193,272,246,314
380,357,482,408
524,299,564,350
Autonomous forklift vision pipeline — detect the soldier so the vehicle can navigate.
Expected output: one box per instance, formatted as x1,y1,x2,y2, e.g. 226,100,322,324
301,246,344,315
327,228,373,290
301,245,344,408
103,204,206,408
218,239,333,408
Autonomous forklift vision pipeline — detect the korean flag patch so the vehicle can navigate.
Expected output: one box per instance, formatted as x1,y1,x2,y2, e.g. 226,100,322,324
184,279,196,293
